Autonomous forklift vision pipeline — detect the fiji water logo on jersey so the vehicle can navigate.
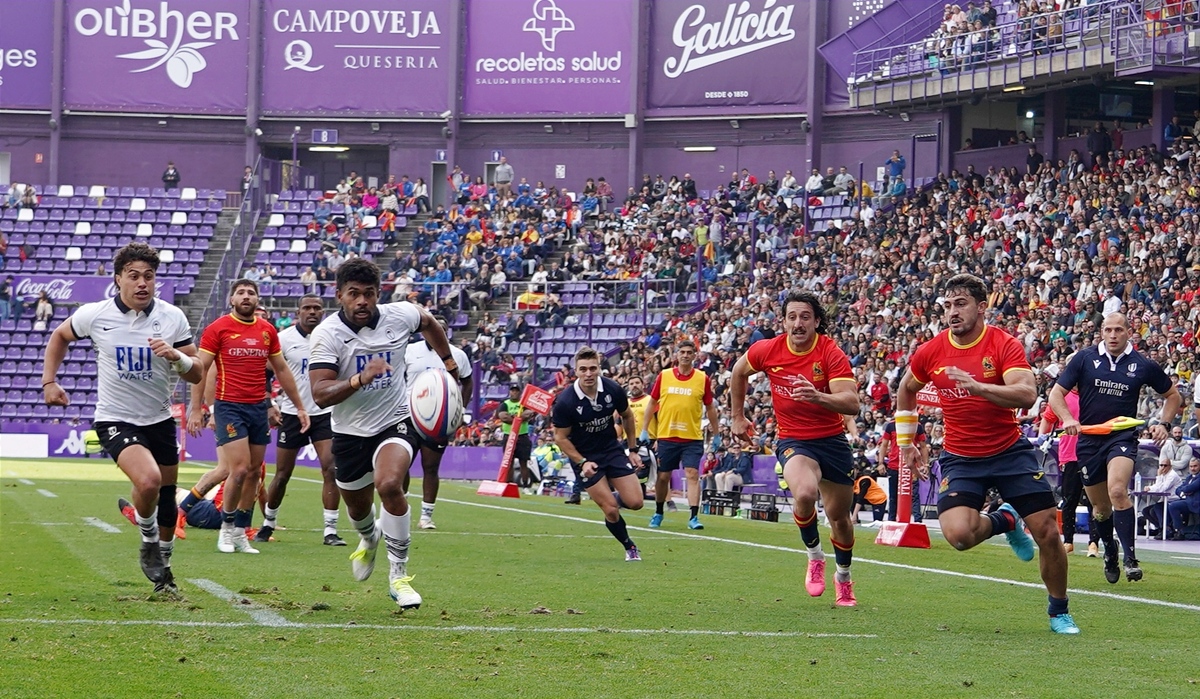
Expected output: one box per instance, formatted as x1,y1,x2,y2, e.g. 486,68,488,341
981,356,996,379
355,351,394,389
115,346,155,380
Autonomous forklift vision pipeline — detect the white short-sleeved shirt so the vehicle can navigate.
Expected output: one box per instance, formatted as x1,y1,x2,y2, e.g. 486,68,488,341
404,340,472,384
308,302,422,437
276,325,331,417
70,297,193,426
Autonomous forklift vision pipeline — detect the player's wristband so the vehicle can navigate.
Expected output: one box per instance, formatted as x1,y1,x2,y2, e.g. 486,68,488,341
895,410,918,447
170,353,194,375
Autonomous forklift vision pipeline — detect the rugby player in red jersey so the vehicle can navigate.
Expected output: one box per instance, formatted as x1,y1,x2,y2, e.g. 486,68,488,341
729,290,862,607
186,279,309,555
895,274,1078,635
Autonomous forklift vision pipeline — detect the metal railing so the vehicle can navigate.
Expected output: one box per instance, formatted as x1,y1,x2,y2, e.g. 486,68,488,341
850,0,1121,89
196,156,266,333
1114,1,1200,73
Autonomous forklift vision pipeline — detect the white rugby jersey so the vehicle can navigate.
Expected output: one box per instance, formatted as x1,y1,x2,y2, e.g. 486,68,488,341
404,340,472,384
276,325,331,417
308,302,423,437
69,297,193,426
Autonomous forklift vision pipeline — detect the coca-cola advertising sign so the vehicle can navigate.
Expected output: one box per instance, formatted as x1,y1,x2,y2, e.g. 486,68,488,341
11,275,176,304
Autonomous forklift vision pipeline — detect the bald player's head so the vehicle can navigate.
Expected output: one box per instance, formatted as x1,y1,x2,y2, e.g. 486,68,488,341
1101,312,1131,355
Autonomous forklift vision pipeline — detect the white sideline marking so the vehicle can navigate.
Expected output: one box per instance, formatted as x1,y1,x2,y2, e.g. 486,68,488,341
36,489,57,498
0,616,876,639
1170,556,1200,561
188,578,296,628
82,517,121,534
18,478,35,485
440,498,1200,614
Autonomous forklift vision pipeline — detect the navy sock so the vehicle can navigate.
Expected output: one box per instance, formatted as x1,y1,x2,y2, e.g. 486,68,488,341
655,501,664,515
794,511,821,549
221,509,235,525
987,508,1016,537
180,489,202,513
1113,507,1137,562
832,538,853,568
1048,595,1069,617
690,505,699,519
604,517,635,550
233,508,253,529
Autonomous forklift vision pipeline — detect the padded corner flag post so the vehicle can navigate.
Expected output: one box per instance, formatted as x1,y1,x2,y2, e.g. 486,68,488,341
874,458,930,549
477,385,555,499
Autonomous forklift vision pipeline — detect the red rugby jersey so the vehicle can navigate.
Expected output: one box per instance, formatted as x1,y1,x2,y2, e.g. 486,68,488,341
746,334,856,440
909,325,1030,458
200,314,281,404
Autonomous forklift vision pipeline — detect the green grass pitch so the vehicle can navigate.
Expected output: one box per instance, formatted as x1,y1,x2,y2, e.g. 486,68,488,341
2,457,1199,698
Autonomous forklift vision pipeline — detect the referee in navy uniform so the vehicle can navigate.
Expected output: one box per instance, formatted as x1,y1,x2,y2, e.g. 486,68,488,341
552,346,646,561
1049,313,1181,584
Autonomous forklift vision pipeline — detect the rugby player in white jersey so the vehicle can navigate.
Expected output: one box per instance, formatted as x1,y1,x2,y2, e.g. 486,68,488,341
257,294,345,545
403,315,473,530
42,242,204,592
308,259,458,610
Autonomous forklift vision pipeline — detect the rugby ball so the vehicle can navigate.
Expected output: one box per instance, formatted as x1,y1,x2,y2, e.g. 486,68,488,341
408,368,464,444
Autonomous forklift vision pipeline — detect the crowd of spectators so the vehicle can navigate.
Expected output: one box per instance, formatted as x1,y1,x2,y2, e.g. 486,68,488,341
443,116,1200,503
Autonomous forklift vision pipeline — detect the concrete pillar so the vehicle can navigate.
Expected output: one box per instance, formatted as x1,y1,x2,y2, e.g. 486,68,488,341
1042,90,1066,161
443,0,465,206
1152,86,1176,150
244,0,263,166
48,0,65,186
801,0,829,174
626,0,650,195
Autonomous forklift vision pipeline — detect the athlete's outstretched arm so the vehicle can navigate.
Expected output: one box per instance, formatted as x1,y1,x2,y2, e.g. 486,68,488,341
41,319,78,406
1047,384,1079,435
947,365,1037,409
268,353,310,432
895,369,923,413
1156,385,1183,426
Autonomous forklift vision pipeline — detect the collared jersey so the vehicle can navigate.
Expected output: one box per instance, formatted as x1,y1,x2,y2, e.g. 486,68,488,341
551,377,630,459
199,314,281,404
909,325,1031,458
1055,343,1171,426
649,367,713,442
70,297,193,426
628,394,657,440
746,334,856,441
276,325,331,417
403,340,472,385
308,302,423,438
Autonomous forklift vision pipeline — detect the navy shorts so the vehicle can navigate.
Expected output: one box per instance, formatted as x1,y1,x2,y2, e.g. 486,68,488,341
656,439,704,472
1076,433,1138,487
213,399,271,447
775,436,855,486
580,448,637,489
276,412,333,450
936,438,1056,518
186,499,225,529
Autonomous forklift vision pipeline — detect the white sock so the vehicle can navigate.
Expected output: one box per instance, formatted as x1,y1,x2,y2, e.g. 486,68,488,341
323,508,339,536
380,506,411,577
136,509,159,543
806,544,825,561
835,564,851,583
263,505,279,528
350,505,377,541
420,501,435,519
160,540,174,566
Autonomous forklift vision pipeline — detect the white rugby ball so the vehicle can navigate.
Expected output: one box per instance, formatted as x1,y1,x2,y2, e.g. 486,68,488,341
408,368,464,444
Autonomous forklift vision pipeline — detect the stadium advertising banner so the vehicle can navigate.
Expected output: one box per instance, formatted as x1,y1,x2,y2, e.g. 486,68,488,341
261,0,451,116
0,0,54,110
63,0,250,113
11,274,177,304
462,0,635,117
647,0,808,112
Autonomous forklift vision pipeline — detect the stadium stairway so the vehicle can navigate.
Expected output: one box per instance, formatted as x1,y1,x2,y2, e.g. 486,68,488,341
180,207,241,331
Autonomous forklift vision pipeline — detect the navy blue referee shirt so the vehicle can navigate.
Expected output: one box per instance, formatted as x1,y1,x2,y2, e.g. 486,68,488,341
551,376,629,460
1055,343,1172,426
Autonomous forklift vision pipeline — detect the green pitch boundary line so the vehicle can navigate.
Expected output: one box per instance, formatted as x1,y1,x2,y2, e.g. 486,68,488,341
439,497,1200,615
